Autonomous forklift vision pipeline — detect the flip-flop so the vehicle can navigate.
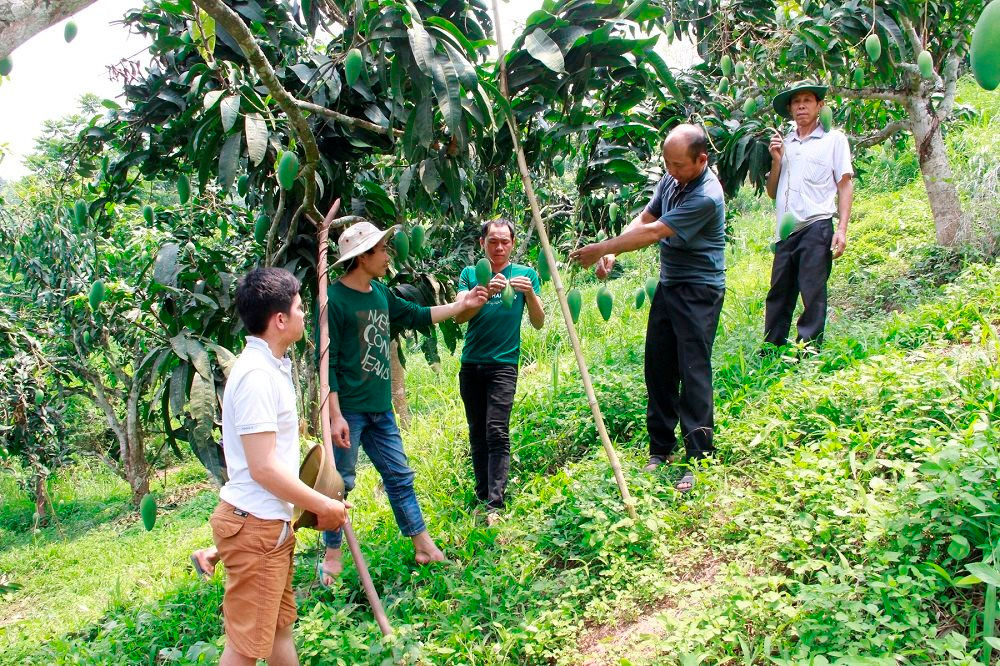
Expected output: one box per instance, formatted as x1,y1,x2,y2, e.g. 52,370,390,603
316,560,339,588
675,471,696,493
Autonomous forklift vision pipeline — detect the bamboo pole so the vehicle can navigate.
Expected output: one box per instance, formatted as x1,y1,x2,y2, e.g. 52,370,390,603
489,0,637,520
316,199,393,637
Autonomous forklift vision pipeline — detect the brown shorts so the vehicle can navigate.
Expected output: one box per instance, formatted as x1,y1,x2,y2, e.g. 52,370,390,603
210,500,297,659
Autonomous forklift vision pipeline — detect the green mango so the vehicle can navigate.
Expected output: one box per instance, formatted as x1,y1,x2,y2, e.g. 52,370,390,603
276,152,298,190
83,331,91,345
634,288,645,309
475,258,492,286
177,174,191,204
720,54,733,78
778,212,796,241
142,204,154,225
501,283,515,309
644,276,658,301
140,493,157,531
237,174,249,197
74,200,89,227
410,225,425,254
609,202,619,223
254,213,269,244
865,34,882,63
853,68,864,88
89,280,105,310
972,1,1000,90
718,76,730,95
345,48,363,86
917,50,934,79
664,21,674,42
734,62,745,78
596,286,613,322
34,388,44,406
64,21,78,42
819,106,833,132
0,56,12,76
537,255,551,282
743,97,757,115
567,288,582,323
185,241,196,255
393,230,409,262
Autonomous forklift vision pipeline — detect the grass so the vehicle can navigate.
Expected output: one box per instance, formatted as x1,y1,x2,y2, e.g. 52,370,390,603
2,82,1000,666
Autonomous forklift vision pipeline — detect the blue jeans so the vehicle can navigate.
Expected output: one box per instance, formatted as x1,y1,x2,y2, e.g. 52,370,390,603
322,411,426,549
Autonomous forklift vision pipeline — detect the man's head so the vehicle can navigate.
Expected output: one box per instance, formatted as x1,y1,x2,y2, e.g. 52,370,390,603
661,123,709,185
787,90,823,129
336,220,394,278
479,218,515,266
235,267,305,344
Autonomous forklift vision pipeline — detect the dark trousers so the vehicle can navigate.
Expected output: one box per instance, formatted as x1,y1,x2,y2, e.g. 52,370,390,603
459,363,518,510
645,282,724,461
764,218,833,348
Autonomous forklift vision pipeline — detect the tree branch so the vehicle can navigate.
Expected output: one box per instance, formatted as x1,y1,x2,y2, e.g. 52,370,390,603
0,0,97,59
829,85,906,104
935,53,960,122
850,121,908,149
898,15,924,55
194,0,324,227
295,99,403,137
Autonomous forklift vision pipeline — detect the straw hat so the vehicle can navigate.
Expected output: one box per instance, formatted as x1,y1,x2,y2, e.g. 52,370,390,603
292,443,346,531
771,80,828,119
333,221,399,265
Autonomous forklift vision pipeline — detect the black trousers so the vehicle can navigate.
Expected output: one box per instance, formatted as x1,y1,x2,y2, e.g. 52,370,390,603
764,218,833,348
645,282,724,461
459,363,518,510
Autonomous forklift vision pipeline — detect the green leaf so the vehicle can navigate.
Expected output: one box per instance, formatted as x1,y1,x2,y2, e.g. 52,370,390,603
220,95,240,133
218,131,241,192
186,336,213,381
153,243,180,286
407,24,436,77
203,90,223,110
169,364,188,416
430,54,463,140
967,562,1000,587
948,534,970,560
188,371,218,471
425,16,478,57
244,113,267,167
524,28,565,73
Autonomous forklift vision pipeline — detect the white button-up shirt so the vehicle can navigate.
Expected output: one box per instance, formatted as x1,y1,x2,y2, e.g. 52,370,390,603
775,124,854,238
219,336,299,520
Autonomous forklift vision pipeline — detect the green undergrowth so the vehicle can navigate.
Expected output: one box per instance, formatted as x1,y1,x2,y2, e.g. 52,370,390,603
4,89,1000,663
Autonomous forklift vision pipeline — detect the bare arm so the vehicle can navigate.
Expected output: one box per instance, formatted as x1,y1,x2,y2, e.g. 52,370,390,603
430,286,489,324
243,431,349,529
766,131,784,200
570,211,672,269
832,173,853,258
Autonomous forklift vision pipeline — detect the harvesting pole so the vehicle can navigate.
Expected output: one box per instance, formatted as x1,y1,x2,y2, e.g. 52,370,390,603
489,0,637,520
316,199,393,637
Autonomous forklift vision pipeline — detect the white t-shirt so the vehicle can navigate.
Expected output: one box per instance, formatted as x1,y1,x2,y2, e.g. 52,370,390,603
218,336,299,521
775,124,854,238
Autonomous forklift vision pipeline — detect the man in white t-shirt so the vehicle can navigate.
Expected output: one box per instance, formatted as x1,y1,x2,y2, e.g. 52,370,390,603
209,267,349,666
764,81,854,349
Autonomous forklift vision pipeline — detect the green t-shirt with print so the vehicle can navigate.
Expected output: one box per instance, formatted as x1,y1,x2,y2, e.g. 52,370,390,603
458,263,540,366
325,279,431,413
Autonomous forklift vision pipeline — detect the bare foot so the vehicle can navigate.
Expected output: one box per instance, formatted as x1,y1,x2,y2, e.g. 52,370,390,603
318,547,343,586
190,547,218,581
411,531,446,565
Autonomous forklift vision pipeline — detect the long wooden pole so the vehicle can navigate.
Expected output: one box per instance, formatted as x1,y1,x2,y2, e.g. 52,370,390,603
489,0,637,520
316,199,393,637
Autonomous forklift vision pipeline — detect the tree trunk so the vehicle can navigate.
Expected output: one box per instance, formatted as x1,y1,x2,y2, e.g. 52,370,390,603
125,380,149,505
32,469,48,525
905,94,967,246
0,0,97,59
389,339,411,430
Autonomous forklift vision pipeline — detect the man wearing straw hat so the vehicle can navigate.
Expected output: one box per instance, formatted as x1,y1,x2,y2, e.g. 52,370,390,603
571,123,726,493
209,267,350,665
763,81,854,350
316,220,489,585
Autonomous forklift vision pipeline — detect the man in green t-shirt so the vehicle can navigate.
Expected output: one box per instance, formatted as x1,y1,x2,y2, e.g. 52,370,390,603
455,218,544,524
317,220,488,585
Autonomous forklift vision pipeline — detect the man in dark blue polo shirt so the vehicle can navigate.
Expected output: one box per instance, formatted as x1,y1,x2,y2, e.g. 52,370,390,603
571,124,725,492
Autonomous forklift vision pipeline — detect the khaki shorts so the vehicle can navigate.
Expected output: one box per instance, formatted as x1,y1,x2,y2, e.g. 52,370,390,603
210,500,296,659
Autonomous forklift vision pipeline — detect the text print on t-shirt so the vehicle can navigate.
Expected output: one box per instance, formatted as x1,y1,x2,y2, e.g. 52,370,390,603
359,308,390,380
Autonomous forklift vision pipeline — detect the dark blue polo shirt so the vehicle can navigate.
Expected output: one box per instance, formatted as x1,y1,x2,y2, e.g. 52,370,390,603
644,167,726,289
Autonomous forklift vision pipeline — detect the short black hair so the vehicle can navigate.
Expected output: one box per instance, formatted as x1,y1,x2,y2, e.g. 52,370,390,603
235,267,300,335
480,217,515,240
343,245,378,274
662,124,709,161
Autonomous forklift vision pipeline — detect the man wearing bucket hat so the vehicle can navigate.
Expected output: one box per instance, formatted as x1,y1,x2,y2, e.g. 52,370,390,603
763,81,854,350
317,220,489,585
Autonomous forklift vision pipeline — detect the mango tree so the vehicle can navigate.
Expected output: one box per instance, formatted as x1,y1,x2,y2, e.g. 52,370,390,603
662,0,989,245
